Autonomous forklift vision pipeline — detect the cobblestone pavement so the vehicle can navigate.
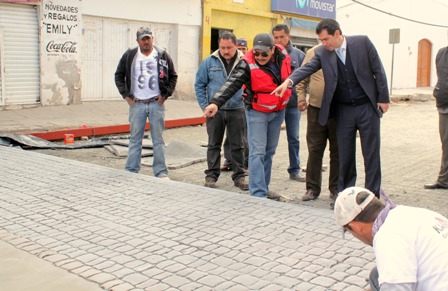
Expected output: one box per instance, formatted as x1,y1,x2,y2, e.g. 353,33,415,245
34,100,448,217
1,146,374,290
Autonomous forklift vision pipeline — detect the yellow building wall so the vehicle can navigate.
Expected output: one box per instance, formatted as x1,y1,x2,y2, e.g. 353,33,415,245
201,0,323,60
201,0,280,60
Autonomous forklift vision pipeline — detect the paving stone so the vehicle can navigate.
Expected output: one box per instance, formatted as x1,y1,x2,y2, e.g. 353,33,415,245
232,274,259,287
89,273,117,285
122,273,149,285
108,282,134,291
161,274,192,288
309,275,337,288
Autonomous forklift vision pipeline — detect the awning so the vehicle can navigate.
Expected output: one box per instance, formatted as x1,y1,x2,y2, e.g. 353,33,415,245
290,36,319,48
291,18,319,30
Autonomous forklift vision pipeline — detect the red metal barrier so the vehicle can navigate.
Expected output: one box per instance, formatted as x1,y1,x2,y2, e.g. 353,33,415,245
30,117,206,141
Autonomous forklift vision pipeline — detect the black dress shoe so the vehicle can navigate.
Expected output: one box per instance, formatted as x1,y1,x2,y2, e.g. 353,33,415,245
424,182,448,190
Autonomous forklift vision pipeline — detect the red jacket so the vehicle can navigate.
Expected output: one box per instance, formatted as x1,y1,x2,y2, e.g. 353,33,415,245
243,45,292,112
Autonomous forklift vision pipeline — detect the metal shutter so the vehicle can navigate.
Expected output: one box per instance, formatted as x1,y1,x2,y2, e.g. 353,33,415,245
0,3,40,105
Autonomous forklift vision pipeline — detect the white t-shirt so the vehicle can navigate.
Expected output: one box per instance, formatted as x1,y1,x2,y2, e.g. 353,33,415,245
373,205,448,290
131,48,160,99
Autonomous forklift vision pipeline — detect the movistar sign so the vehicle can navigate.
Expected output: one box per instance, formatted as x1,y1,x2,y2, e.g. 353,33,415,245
271,0,336,19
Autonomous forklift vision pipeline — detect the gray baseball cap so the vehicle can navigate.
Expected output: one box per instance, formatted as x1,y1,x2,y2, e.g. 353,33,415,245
253,33,274,52
136,26,153,40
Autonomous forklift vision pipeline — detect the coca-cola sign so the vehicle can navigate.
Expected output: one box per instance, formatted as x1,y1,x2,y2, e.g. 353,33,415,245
46,41,77,53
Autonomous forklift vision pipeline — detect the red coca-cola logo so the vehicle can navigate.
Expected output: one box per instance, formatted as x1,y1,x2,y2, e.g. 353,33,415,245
46,41,77,53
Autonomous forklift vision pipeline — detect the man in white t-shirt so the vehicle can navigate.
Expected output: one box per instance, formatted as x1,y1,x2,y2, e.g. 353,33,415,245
115,27,177,178
334,186,448,290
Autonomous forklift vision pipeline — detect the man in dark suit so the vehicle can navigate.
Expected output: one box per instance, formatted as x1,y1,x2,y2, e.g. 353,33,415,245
272,18,390,198
424,46,448,190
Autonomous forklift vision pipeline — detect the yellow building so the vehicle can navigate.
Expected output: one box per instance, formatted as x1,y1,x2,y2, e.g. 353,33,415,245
200,0,336,59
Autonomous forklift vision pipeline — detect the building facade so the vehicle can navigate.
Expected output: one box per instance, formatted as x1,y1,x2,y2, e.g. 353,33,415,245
200,0,334,60
336,0,448,90
0,0,201,107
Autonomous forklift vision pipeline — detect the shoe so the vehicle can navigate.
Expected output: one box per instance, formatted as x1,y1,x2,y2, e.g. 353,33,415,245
302,189,319,201
267,191,282,201
289,172,305,182
234,177,249,191
329,191,338,200
424,182,448,189
204,177,217,188
158,176,170,180
220,161,233,171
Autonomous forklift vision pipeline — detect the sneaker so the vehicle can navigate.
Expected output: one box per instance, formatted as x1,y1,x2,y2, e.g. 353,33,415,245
234,177,249,191
204,177,217,188
159,176,170,180
220,162,233,171
302,189,319,201
267,191,282,201
289,172,305,182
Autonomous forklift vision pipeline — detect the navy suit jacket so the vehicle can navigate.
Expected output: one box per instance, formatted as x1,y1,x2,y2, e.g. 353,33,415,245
289,35,390,125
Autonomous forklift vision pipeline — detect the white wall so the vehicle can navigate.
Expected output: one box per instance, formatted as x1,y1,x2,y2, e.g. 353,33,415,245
82,0,201,26
82,0,202,100
336,0,448,89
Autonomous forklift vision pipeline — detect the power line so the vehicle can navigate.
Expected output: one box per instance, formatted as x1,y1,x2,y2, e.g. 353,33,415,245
350,0,448,28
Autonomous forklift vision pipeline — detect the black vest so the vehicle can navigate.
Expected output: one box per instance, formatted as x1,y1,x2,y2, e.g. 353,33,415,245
333,49,369,105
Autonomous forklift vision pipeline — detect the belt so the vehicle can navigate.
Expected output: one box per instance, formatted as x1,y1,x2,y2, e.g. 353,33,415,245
134,97,157,104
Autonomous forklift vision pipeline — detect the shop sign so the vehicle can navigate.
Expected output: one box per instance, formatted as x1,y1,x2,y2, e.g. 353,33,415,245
271,0,336,19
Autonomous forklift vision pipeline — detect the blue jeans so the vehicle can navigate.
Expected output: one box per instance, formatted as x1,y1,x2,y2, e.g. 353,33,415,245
285,106,301,174
246,108,285,197
125,102,167,177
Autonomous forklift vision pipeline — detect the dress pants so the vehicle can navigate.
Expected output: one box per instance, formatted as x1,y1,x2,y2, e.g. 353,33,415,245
438,112,448,186
334,102,381,197
306,105,339,195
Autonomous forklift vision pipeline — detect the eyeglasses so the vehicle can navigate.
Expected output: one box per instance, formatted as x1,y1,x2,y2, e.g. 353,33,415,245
253,51,269,57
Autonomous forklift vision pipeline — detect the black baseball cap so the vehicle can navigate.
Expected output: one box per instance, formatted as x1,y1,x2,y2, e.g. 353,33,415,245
253,33,274,52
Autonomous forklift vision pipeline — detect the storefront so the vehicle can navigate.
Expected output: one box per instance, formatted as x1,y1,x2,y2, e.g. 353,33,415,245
0,0,201,107
271,0,336,52
0,2,40,105
200,0,334,60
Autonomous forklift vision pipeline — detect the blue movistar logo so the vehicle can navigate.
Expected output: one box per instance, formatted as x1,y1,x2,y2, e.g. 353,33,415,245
296,0,309,9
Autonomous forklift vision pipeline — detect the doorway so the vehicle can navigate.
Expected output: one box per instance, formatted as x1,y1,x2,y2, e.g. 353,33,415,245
417,39,432,87
211,28,233,54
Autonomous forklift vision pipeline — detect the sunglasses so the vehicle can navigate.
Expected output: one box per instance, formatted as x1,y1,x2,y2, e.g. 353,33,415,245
253,51,269,57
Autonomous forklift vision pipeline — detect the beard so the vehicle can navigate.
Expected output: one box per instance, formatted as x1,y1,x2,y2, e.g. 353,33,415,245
140,43,152,54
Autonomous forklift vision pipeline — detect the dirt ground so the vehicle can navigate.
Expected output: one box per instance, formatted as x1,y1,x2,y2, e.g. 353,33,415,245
30,100,448,217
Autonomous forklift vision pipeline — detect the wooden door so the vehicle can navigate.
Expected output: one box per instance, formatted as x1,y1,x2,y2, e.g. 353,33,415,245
417,39,432,87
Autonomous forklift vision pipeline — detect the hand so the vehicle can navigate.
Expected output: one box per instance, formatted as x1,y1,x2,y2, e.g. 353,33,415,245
156,95,165,105
271,79,291,97
298,100,308,112
125,96,135,107
377,103,389,113
204,104,218,118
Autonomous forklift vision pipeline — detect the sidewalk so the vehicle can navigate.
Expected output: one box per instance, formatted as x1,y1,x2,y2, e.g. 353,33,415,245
0,99,204,140
0,88,434,138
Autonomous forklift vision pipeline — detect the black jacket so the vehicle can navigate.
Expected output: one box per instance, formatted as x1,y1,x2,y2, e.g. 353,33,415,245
211,46,288,109
114,46,178,99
